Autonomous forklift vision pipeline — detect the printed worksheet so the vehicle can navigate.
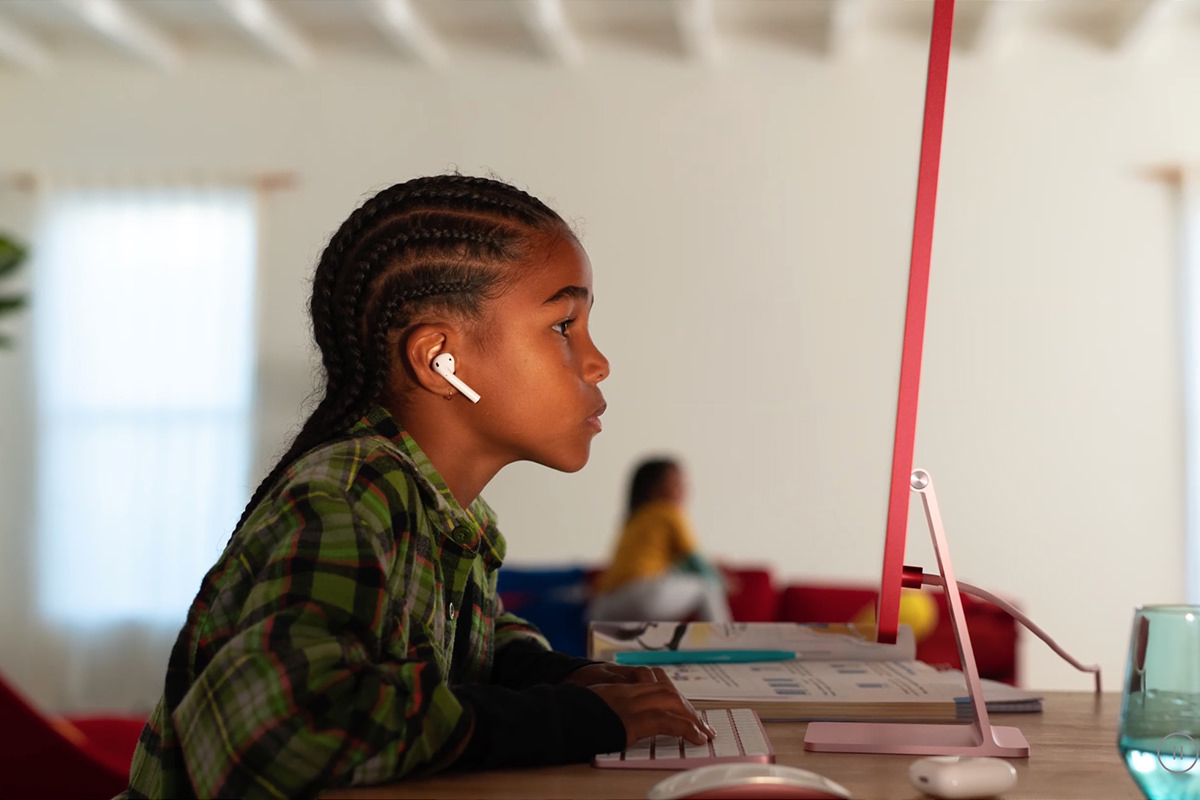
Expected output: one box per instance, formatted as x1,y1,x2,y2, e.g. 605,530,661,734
667,658,955,702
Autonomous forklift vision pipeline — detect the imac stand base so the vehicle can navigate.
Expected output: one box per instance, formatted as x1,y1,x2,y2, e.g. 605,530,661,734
803,720,1029,757
803,468,1031,758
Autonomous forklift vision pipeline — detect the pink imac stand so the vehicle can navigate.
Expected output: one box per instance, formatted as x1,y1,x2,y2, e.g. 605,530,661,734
803,468,1030,757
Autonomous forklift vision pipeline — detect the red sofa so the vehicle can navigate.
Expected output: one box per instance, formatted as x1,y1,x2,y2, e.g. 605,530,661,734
498,564,1020,686
0,670,146,800
734,572,1019,686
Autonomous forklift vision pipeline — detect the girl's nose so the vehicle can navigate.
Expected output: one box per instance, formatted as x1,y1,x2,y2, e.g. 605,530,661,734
588,340,610,384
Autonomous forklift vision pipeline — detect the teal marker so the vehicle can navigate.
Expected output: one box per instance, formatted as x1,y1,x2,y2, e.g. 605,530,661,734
614,650,796,666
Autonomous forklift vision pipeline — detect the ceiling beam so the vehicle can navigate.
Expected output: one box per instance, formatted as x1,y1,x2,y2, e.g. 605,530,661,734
360,0,446,65
213,0,313,67
56,0,180,68
0,16,52,72
952,0,992,52
953,0,1020,57
672,0,720,62
516,0,582,65
1111,0,1172,52
826,0,870,58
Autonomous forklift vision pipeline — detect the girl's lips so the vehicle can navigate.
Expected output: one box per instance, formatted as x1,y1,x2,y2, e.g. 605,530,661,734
586,402,607,432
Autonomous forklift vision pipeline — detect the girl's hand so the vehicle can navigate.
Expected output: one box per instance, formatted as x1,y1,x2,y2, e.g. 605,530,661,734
561,662,663,687
578,673,716,747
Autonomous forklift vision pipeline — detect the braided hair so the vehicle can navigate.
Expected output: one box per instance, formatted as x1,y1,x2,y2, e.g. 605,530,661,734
235,174,572,532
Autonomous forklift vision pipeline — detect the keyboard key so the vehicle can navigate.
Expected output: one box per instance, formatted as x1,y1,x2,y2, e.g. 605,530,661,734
731,709,770,756
653,736,682,759
707,711,733,732
624,741,653,761
711,732,741,757
593,708,774,769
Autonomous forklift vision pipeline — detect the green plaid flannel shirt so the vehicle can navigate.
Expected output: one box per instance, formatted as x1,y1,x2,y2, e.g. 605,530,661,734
121,406,554,799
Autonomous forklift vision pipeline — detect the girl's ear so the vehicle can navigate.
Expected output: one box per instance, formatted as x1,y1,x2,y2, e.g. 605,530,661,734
404,323,457,396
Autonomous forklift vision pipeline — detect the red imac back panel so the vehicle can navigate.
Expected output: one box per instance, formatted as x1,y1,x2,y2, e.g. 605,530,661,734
874,0,954,645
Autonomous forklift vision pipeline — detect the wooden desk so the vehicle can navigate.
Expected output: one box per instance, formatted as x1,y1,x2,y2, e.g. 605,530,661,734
325,692,1143,800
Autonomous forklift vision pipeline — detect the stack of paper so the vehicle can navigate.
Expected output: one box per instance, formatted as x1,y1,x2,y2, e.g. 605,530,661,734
588,621,1042,722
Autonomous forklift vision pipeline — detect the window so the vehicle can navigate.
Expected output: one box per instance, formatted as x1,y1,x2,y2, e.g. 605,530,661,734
1184,174,1200,605
34,186,258,627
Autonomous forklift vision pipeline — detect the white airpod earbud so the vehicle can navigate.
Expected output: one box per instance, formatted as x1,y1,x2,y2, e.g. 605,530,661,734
431,353,481,403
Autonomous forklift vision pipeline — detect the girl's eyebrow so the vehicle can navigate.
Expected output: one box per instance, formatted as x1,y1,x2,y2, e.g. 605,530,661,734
542,285,591,305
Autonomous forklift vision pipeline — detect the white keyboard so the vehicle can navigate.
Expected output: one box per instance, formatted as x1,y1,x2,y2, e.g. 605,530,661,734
593,708,775,770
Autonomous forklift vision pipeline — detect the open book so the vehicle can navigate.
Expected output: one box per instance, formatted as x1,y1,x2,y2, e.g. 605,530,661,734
588,621,1042,722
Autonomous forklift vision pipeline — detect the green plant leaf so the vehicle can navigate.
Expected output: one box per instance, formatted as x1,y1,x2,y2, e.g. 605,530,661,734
0,295,27,315
0,236,27,279
0,333,11,349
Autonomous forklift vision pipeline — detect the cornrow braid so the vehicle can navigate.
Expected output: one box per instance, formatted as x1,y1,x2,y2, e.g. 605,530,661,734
330,219,515,385
310,198,543,392
309,183,420,389
232,174,570,535
348,284,449,429
324,222,516,431
322,277,484,435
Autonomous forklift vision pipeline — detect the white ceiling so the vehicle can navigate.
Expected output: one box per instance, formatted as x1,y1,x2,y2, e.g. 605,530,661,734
0,0,1193,72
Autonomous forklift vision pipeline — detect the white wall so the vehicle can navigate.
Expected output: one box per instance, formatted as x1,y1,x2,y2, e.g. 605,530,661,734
1,28,1196,696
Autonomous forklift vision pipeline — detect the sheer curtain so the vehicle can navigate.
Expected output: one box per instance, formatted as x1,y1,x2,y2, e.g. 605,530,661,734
1184,171,1200,605
21,184,258,712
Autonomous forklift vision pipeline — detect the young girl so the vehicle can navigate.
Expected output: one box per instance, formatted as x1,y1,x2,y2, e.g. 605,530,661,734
589,458,732,623
121,175,714,799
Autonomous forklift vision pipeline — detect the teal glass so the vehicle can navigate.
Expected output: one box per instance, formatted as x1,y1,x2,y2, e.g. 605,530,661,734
1119,605,1200,799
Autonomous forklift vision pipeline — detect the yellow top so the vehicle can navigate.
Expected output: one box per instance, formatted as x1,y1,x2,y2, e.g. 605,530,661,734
594,501,698,594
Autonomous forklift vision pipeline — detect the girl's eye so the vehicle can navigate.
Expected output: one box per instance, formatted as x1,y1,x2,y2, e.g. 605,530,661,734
552,318,575,337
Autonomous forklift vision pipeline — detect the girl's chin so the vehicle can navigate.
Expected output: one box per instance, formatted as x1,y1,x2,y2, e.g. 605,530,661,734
533,446,592,474
548,457,589,474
